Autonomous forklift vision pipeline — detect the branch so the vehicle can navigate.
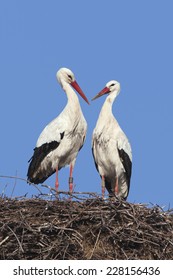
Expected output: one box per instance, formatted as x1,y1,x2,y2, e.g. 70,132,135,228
0,175,43,194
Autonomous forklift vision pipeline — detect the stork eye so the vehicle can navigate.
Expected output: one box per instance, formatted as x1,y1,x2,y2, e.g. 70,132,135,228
110,83,115,87
68,74,72,80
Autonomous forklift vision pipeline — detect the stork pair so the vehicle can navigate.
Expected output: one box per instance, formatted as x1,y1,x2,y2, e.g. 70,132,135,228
27,68,132,200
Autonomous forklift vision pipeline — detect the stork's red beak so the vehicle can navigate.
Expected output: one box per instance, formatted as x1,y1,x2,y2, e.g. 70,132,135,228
92,87,110,101
71,80,90,104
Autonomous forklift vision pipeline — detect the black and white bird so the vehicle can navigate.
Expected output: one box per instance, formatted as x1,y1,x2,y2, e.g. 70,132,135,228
27,67,89,193
92,80,132,200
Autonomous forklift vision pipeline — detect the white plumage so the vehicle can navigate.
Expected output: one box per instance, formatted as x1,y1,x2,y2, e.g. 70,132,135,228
92,80,132,199
27,68,89,192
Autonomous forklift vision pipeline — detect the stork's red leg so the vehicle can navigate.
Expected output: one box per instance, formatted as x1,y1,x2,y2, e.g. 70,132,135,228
55,167,59,190
101,175,105,199
115,177,118,195
69,164,73,194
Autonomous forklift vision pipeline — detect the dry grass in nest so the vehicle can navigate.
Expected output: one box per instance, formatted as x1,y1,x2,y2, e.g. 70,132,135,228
0,194,173,260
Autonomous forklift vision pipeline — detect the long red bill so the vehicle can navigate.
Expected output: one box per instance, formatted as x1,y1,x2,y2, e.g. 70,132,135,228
71,80,90,104
92,87,110,101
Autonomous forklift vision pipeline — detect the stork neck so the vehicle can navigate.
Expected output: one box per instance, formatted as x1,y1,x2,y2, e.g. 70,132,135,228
99,91,117,119
61,80,80,109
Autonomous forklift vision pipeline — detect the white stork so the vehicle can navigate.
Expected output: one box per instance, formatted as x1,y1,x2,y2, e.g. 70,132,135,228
27,67,89,193
92,80,132,200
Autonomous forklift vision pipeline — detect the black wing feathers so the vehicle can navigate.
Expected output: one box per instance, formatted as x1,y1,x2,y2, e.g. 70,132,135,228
27,141,60,183
118,148,132,188
27,132,65,183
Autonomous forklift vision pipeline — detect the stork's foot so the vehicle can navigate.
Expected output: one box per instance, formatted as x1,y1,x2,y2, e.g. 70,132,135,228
109,195,116,202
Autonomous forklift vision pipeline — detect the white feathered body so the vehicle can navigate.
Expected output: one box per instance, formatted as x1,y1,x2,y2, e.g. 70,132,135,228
92,93,132,199
28,84,87,183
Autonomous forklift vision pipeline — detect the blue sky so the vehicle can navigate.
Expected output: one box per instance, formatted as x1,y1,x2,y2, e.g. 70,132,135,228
0,0,173,208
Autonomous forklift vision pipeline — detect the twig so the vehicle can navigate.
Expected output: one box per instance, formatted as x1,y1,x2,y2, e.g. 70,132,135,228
0,175,42,194
41,184,99,197
0,236,9,246
89,229,101,259
7,225,24,253
10,171,18,198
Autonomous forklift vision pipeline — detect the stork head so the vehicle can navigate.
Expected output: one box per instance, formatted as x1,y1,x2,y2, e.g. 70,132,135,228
56,68,75,85
92,80,120,101
56,68,89,104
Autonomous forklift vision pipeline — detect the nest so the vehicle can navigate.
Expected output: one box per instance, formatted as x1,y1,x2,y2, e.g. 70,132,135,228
0,196,173,260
